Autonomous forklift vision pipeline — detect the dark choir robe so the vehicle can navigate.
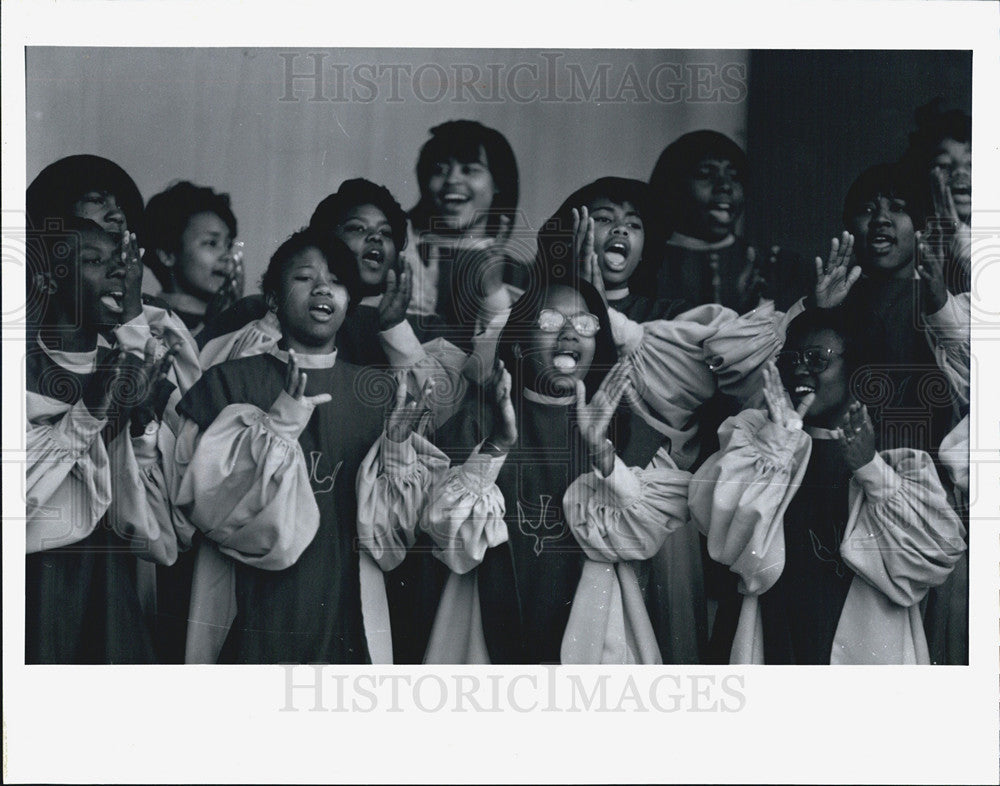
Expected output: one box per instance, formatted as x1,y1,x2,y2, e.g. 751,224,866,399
27,338,162,663
176,352,385,663
424,390,671,664
759,439,855,664
605,288,689,325
655,233,811,315
26,304,197,663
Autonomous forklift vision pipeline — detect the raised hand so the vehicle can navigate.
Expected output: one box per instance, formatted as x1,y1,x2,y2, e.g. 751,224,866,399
284,348,333,407
484,359,517,452
762,360,813,431
915,230,949,314
120,231,145,323
128,338,182,436
573,207,608,305
836,400,875,472
574,361,631,474
377,263,413,331
385,372,435,443
813,231,859,309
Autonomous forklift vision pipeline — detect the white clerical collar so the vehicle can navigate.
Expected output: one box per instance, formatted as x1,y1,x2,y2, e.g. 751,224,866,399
523,387,575,406
36,335,98,374
667,232,737,251
269,347,338,369
605,287,630,301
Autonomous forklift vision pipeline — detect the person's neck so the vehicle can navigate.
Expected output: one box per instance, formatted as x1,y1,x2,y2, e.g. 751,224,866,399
668,231,736,250
43,318,99,352
605,285,630,301
279,336,338,356
160,290,208,316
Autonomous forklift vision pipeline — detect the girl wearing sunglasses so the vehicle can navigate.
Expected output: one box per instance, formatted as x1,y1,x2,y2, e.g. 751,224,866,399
690,307,965,664
415,278,692,664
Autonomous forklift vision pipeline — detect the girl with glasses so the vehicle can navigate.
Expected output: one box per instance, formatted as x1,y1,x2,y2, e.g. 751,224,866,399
416,278,692,664
690,307,965,664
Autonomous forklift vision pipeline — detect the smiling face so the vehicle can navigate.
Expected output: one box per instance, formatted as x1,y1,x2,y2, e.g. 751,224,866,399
165,211,233,301
425,149,498,236
332,204,398,287
524,286,598,395
589,198,645,287
931,137,972,223
777,327,851,428
677,156,745,241
847,194,916,279
72,190,127,236
274,247,350,354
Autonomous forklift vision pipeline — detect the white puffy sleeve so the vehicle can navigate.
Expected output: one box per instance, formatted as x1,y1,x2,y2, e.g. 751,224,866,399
924,291,970,409
25,397,112,553
702,298,805,409
610,304,737,469
688,409,812,595
380,321,470,426
563,447,691,563
560,446,691,665
841,448,967,606
356,431,450,571
174,390,321,570
420,446,509,574
198,311,282,369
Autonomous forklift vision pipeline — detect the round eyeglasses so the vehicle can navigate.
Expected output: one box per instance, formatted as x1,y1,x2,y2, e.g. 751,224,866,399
775,347,843,374
537,309,600,337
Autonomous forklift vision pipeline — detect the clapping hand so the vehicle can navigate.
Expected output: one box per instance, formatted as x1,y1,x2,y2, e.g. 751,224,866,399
574,361,631,474
573,206,608,306
762,360,813,431
836,401,876,472
484,359,517,453
284,348,333,407
120,231,145,323
813,231,859,309
378,263,413,331
915,230,949,314
385,372,435,443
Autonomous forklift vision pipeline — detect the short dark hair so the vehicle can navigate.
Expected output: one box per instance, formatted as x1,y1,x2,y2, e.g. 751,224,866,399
535,177,664,293
260,228,361,312
410,120,519,236
841,162,923,230
784,306,871,377
26,154,144,237
308,178,408,253
143,181,238,289
648,130,748,227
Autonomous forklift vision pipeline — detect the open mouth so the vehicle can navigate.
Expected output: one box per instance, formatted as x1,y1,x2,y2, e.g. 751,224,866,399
792,384,816,396
440,193,470,210
603,240,630,271
309,301,335,322
708,202,733,224
552,349,580,372
868,231,896,255
950,182,971,201
100,291,124,314
361,248,385,270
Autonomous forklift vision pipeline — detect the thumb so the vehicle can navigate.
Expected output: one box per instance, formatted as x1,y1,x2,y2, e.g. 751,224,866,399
795,392,815,419
305,393,333,407
574,379,587,407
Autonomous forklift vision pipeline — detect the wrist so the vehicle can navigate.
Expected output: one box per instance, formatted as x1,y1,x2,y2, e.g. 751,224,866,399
589,438,616,473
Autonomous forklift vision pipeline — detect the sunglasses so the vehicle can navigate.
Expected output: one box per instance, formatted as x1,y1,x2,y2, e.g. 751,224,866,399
537,309,600,337
775,347,843,374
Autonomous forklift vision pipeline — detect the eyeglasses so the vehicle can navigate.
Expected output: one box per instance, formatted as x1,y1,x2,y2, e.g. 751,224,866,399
537,309,600,337
775,347,843,374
